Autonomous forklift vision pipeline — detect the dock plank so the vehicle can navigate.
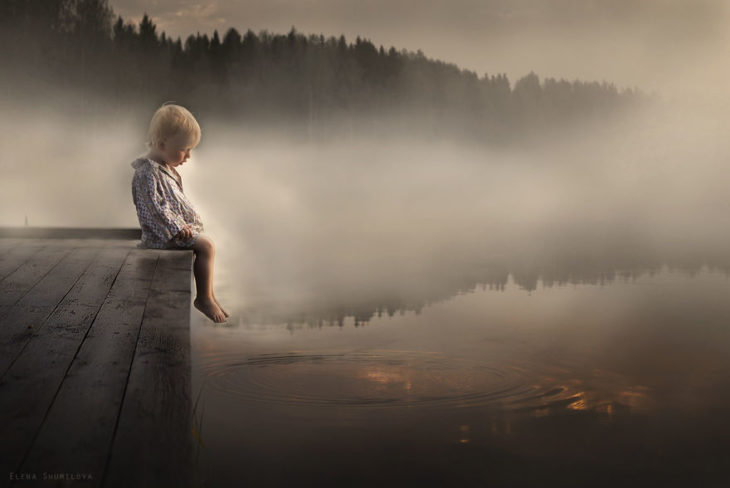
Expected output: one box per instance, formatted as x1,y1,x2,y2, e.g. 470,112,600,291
0,238,44,258
0,246,102,376
16,250,161,484
104,251,194,488
0,242,47,282
0,246,132,479
0,238,47,253
0,227,141,240
0,237,23,251
0,244,73,319
0,237,196,486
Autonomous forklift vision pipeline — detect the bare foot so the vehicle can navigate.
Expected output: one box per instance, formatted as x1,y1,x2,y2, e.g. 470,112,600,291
212,293,230,318
194,297,227,323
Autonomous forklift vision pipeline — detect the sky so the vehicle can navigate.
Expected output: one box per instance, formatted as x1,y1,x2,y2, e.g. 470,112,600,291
109,0,730,104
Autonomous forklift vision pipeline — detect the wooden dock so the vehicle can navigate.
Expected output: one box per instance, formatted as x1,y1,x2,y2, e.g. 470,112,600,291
0,230,196,487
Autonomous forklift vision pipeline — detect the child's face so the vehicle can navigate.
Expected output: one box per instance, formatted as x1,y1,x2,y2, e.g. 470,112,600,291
159,132,196,167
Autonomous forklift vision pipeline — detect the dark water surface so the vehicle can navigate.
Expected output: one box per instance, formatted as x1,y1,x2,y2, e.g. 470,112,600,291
190,262,730,487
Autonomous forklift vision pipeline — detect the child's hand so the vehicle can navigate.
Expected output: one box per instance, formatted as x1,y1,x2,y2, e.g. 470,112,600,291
176,224,193,240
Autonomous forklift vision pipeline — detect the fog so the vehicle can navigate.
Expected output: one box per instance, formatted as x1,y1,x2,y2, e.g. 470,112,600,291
1,86,728,323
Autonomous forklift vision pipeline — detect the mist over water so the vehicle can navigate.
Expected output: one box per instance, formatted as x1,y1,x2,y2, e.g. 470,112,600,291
1,92,728,322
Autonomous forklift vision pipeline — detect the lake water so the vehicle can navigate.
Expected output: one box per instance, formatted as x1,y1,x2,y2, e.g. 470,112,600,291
179,108,730,486
190,260,730,487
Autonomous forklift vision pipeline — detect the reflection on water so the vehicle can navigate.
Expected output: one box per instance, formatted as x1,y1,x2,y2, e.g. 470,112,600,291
202,350,569,410
191,262,730,487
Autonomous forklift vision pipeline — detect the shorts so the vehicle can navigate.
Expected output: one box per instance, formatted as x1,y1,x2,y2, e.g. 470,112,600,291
164,232,199,250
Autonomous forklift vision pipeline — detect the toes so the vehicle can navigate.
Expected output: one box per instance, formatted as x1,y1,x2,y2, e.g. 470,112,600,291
193,298,228,323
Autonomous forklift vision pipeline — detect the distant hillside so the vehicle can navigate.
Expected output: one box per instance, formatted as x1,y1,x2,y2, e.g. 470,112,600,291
0,0,653,144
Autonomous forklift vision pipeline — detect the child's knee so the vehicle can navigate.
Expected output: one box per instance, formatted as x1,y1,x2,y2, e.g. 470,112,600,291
194,234,215,254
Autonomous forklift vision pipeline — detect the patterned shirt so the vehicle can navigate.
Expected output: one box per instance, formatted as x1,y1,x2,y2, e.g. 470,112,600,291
130,157,204,249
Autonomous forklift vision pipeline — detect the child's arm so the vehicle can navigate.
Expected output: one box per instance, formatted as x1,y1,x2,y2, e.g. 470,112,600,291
133,172,187,243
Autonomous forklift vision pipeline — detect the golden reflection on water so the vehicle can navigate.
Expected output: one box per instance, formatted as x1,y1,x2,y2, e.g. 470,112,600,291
349,358,655,417
459,424,470,444
566,394,587,411
195,339,659,416
361,368,409,385
618,386,651,409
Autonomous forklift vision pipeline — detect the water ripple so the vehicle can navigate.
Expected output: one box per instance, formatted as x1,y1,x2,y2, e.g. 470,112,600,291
197,349,583,411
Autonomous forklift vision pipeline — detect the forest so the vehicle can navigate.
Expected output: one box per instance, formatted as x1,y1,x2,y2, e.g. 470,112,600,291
0,0,653,144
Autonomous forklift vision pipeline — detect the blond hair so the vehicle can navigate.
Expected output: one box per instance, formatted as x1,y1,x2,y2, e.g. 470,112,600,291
145,102,202,149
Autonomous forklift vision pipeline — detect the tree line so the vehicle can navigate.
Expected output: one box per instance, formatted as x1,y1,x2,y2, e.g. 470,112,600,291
0,0,653,144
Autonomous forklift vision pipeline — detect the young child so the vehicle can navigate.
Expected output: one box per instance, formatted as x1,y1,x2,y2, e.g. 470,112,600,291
131,102,229,323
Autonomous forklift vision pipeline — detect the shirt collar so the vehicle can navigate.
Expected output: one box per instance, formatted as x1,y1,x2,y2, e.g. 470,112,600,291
145,158,182,190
